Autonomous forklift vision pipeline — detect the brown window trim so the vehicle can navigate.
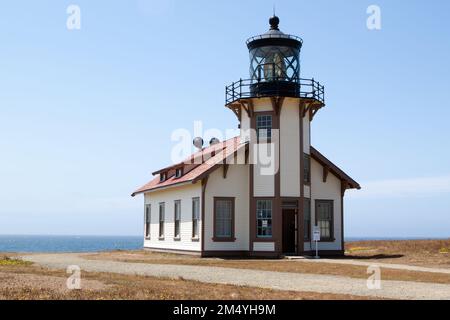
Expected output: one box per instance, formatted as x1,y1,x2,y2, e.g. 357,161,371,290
255,198,274,240
192,197,200,239
255,111,274,144
144,204,151,240
159,202,165,239
212,197,236,242
315,199,334,242
174,200,181,239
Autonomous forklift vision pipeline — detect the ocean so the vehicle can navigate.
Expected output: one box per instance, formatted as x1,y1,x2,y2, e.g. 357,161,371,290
0,235,445,253
0,235,143,253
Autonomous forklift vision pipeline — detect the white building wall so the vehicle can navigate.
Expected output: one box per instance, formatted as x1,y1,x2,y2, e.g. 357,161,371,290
143,182,202,252
204,164,249,251
280,99,300,197
240,109,250,144
304,158,343,252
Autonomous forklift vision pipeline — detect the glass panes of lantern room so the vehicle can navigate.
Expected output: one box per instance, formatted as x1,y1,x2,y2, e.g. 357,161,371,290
249,46,300,83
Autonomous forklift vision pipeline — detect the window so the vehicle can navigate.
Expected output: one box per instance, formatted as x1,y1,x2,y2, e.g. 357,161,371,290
160,172,167,182
256,199,273,238
303,199,311,241
256,114,272,141
316,200,333,241
145,204,151,239
175,168,183,178
213,198,234,241
192,197,200,239
159,202,165,238
174,200,181,239
303,154,311,184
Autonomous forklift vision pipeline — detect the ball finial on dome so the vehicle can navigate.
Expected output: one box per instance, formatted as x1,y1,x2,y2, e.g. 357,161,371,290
269,15,280,30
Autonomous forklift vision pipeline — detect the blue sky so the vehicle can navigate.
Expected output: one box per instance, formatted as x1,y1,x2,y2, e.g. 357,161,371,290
0,0,449,237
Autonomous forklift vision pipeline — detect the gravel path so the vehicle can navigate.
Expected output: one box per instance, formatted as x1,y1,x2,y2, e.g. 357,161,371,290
21,253,450,300
296,258,450,274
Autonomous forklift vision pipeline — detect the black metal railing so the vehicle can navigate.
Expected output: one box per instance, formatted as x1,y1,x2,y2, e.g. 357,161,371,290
225,78,325,105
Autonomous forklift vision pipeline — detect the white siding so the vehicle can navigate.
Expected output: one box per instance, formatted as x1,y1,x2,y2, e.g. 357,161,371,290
303,115,310,154
252,98,273,112
204,164,249,251
306,158,343,251
253,242,275,252
240,109,250,144
253,160,275,196
143,182,202,252
280,100,300,197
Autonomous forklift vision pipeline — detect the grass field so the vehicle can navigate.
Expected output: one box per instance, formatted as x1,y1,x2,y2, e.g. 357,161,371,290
345,239,450,267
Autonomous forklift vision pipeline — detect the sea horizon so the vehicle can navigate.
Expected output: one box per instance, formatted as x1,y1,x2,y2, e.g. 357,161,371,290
0,234,448,253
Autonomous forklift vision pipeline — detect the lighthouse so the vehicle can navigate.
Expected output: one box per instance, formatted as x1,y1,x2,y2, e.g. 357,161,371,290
225,16,326,255
133,16,359,258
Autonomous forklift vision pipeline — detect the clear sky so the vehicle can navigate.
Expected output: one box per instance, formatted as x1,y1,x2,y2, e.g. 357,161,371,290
0,0,449,237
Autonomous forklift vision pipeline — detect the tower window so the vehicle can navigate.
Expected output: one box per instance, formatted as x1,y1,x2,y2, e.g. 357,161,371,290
256,114,272,141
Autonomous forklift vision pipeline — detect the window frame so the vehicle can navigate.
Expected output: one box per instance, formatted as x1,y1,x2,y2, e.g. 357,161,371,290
212,197,235,242
174,200,181,240
192,197,200,240
144,204,151,239
158,202,165,239
303,153,311,185
160,172,167,182
256,113,273,143
175,168,183,178
303,198,311,241
256,199,273,239
315,200,334,242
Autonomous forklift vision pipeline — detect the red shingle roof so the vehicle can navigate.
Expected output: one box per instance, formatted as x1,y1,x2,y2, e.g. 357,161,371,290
131,137,244,196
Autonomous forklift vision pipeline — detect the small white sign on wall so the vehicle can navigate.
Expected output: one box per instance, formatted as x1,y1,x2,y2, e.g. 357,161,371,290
313,226,321,242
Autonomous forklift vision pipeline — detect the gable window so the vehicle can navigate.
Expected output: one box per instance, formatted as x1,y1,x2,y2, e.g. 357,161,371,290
213,197,235,241
303,154,311,184
160,172,167,182
316,200,334,241
192,197,200,239
175,168,183,178
303,199,311,241
256,199,272,238
174,200,181,239
145,204,151,239
256,114,272,141
159,202,165,239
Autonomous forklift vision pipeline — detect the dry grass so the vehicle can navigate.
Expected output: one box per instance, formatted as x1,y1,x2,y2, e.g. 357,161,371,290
85,247,450,285
345,239,450,268
0,254,368,300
